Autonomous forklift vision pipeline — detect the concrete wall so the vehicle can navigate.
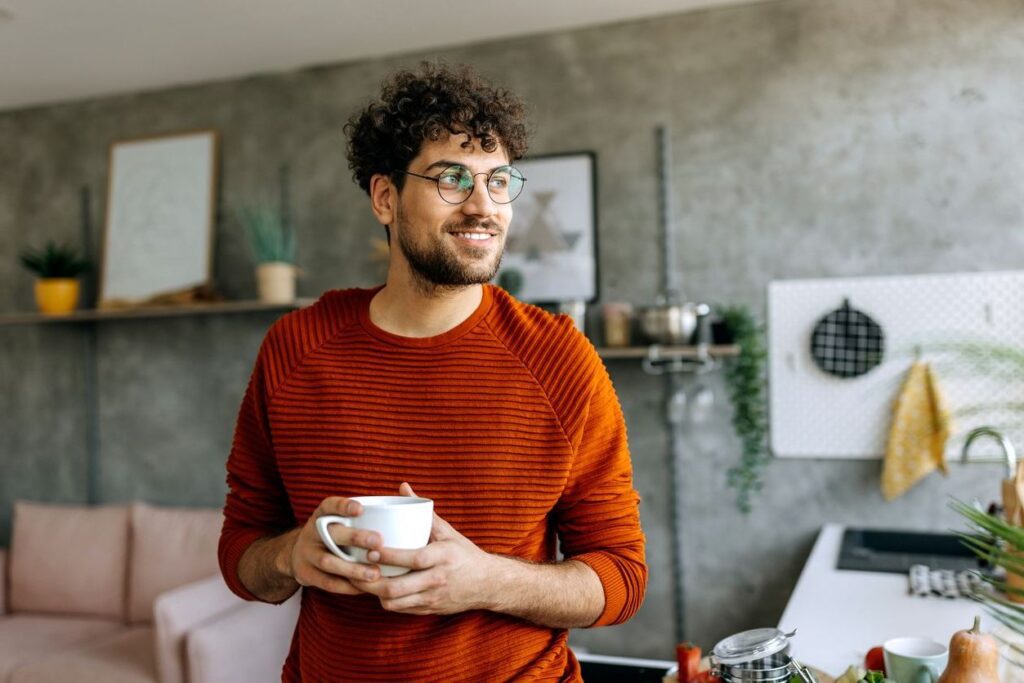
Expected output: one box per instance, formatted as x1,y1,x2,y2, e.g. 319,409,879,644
2,0,1022,657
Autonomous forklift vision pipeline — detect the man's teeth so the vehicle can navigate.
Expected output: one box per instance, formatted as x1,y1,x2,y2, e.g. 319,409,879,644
454,233,491,241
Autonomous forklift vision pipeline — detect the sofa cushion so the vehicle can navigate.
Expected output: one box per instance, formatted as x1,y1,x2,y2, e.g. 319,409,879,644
128,502,223,623
9,625,156,683
0,614,123,681
153,575,243,683
9,501,130,620
187,593,300,683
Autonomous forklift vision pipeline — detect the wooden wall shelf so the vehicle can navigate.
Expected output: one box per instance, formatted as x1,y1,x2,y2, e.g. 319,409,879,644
0,299,316,326
0,303,739,362
597,344,739,360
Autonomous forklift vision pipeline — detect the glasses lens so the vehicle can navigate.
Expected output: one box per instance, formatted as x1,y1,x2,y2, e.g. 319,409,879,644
437,166,474,203
487,166,525,204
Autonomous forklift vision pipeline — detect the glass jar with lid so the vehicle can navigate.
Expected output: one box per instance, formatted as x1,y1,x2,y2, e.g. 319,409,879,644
710,628,817,683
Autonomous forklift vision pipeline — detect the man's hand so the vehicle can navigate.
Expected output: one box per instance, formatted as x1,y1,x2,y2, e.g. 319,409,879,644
350,483,500,615
282,496,385,596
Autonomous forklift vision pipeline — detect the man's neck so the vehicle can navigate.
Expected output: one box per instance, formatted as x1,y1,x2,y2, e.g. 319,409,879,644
369,277,483,339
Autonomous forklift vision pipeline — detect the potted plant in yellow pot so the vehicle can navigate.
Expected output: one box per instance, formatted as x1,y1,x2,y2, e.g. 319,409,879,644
19,241,91,315
238,204,296,303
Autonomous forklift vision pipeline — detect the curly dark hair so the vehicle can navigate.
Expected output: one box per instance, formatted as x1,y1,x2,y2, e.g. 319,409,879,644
344,62,530,195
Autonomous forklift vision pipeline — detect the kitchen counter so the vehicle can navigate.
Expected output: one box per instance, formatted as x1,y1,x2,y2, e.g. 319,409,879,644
778,523,988,677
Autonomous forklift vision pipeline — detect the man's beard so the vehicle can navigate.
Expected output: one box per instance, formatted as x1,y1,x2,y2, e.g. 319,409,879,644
395,212,504,293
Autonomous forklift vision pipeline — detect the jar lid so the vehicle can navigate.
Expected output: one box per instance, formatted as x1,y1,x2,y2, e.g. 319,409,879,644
711,628,794,665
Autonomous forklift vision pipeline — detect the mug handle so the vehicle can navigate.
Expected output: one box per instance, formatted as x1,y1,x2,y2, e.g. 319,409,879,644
315,515,359,563
915,665,938,683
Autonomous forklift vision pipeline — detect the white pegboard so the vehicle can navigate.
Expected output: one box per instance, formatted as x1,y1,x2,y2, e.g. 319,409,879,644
768,271,1024,459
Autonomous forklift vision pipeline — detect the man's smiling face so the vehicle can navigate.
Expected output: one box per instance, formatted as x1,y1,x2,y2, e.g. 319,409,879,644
390,133,514,289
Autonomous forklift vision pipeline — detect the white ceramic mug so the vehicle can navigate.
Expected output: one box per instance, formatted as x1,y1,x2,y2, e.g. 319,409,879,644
315,496,433,577
883,638,949,683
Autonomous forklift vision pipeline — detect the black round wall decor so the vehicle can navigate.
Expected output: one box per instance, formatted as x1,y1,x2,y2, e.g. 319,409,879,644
809,298,885,379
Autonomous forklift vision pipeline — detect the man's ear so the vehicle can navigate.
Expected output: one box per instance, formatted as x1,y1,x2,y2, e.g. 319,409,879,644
369,174,396,226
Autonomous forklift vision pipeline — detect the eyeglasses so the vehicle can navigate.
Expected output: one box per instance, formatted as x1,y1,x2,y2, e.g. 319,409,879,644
396,164,526,205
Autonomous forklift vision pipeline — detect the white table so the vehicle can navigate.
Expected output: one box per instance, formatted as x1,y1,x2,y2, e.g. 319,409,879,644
778,524,988,677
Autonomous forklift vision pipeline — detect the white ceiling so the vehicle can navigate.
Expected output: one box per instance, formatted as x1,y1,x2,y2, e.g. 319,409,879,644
0,0,759,112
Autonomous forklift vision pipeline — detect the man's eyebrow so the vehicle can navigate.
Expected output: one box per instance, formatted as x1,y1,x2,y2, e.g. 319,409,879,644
422,160,461,172
422,160,509,173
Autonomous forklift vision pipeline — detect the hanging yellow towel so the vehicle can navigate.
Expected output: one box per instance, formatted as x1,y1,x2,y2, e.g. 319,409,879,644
882,361,952,500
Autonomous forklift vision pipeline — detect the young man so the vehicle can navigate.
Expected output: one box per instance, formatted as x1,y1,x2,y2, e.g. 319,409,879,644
218,63,647,682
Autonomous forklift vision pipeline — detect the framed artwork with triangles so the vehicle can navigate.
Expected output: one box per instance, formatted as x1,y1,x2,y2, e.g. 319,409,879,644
494,151,598,304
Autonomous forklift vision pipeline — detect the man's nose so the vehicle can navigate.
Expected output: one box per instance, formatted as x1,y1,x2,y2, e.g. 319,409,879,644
460,176,497,217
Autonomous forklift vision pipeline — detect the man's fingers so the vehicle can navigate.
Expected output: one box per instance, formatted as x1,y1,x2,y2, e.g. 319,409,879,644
430,513,457,540
325,526,382,550
380,591,437,613
399,482,416,497
316,572,364,595
296,566,365,596
371,545,436,570
317,496,362,517
316,552,381,582
353,569,443,600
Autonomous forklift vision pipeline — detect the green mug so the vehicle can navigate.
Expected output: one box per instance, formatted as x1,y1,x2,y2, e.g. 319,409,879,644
883,638,948,683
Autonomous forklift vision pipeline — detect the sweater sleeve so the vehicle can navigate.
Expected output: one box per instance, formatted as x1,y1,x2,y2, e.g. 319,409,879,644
555,359,648,627
218,347,296,603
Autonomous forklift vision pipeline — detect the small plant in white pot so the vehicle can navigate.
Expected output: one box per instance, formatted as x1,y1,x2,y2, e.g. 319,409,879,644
19,240,91,315
238,204,296,303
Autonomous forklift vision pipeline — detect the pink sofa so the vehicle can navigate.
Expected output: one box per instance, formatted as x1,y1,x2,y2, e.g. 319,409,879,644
0,501,299,683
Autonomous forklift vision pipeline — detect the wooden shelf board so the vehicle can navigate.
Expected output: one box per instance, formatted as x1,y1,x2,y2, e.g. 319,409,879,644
597,344,739,359
0,305,741,364
0,299,316,326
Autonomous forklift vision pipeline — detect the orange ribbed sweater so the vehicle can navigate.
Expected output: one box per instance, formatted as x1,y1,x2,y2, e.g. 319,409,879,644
219,285,647,682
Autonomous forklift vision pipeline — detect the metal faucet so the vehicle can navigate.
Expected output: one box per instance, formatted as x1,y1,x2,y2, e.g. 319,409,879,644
961,426,1018,479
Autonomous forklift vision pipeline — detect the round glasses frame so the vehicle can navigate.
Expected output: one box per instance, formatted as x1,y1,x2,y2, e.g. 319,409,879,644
395,164,527,205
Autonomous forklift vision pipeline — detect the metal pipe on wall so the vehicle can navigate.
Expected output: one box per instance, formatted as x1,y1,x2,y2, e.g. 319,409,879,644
656,125,681,303
79,185,100,504
656,125,687,642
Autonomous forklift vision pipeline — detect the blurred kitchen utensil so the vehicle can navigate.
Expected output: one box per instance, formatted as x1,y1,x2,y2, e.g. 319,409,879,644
688,383,715,424
687,306,716,423
667,386,687,425
557,300,586,333
641,306,719,376
602,302,634,347
639,300,700,345
1003,440,1024,603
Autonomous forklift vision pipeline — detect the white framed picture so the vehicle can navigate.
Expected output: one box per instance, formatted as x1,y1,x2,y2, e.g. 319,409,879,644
99,130,218,307
497,151,598,304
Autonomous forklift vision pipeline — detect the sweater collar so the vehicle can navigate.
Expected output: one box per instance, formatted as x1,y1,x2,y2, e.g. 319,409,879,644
358,284,494,348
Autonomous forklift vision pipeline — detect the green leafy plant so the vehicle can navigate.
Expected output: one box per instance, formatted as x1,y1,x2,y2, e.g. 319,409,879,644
18,241,91,278
720,305,771,514
237,204,295,264
497,269,523,297
926,341,1024,426
951,498,1024,664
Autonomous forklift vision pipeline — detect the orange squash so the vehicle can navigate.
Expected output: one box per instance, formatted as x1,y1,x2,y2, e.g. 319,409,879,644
937,616,1000,683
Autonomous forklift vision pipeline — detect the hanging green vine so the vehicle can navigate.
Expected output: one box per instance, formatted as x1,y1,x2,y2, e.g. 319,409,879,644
720,305,770,514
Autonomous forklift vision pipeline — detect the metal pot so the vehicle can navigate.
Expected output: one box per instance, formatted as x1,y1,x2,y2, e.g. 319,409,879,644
638,302,702,345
